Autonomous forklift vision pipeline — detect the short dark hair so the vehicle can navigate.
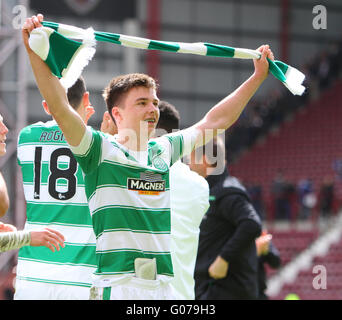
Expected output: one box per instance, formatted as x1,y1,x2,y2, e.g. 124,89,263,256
156,100,180,134
103,73,158,123
67,76,86,110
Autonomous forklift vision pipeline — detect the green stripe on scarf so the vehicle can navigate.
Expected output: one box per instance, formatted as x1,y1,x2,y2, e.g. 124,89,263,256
40,21,59,32
45,31,82,78
205,43,235,57
94,31,121,44
148,40,180,52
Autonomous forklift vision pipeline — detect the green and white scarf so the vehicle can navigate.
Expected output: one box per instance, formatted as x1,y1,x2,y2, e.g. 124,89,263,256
28,21,305,95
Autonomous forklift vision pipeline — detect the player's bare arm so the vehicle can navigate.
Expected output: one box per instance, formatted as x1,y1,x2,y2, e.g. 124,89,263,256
22,14,86,147
191,45,274,147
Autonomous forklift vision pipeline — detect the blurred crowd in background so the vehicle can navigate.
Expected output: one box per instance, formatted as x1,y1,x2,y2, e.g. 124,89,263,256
226,35,342,223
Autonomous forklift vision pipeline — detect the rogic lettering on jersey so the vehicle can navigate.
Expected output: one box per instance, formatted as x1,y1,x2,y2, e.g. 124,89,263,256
39,130,65,142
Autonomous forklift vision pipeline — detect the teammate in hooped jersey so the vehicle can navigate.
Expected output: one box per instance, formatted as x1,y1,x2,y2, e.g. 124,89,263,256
0,114,64,254
15,77,97,300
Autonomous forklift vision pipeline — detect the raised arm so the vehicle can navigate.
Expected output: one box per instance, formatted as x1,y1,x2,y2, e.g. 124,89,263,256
22,14,86,147
192,45,273,147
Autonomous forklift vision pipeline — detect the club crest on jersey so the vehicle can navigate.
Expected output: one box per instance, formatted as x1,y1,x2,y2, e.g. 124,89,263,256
128,172,165,195
152,157,168,171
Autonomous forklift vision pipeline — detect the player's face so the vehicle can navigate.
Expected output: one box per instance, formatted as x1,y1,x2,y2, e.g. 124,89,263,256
0,114,8,156
119,86,160,138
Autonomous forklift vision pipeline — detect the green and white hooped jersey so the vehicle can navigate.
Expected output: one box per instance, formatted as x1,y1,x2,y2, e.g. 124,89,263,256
16,120,97,293
70,126,198,287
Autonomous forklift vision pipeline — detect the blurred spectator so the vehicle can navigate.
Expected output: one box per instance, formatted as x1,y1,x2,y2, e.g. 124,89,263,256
332,158,342,181
297,178,316,220
247,182,265,220
319,176,335,217
271,170,291,220
317,51,331,90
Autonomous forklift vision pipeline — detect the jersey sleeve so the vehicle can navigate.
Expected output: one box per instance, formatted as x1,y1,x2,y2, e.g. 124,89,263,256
0,231,31,253
163,127,200,166
69,126,103,174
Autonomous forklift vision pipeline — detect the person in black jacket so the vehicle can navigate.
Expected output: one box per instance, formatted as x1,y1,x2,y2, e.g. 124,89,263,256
190,136,262,300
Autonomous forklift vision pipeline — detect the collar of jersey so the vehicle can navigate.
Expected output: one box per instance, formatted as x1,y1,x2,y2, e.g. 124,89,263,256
109,137,164,166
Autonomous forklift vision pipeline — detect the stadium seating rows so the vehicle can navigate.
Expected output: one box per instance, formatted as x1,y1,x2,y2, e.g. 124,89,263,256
265,229,319,278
